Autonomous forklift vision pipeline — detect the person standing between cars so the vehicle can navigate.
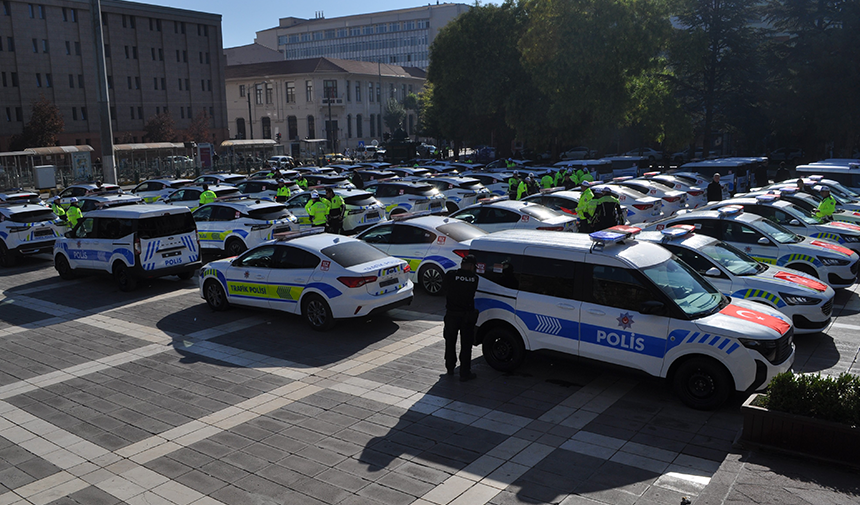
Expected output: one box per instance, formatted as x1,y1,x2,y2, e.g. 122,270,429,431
576,181,596,233
351,171,365,189
66,198,83,228
296,173,309,190
305,190,329,226
199,184,216,206
815,186,837,222
508,171,521,199
592,187,622,230
541,172,554,189
442,254,479,381
755,161,769,188
554,168,567,186
276,179,291,203
562,172,576,190
51,197,66,221
527,173,540,195
775,162,790,182
516,175,530,200
324,187,345,234
707,173,723,202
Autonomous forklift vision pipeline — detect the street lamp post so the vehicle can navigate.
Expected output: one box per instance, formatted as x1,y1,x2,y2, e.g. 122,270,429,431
326,86,334,154
247,81,267,140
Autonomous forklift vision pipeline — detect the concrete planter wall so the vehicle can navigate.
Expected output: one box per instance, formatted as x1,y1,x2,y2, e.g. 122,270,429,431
739,393,860,466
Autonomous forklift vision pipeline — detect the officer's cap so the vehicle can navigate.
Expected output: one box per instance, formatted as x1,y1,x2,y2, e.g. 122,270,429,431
311,190,320,198
69,197,79,203
529,173,535,178
820,185,830,192
513,171,519,176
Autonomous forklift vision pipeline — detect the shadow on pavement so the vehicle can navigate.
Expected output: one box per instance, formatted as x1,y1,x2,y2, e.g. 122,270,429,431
792,331,842,373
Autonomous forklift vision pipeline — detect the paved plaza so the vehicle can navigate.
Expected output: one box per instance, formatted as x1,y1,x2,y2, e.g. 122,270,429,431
0,255,857,505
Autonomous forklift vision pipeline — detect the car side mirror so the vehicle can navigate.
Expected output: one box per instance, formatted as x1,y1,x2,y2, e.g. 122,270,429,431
639,300,666,316
704,267,721,277
757,237,771,245
789,219,801,226
64,230,74,238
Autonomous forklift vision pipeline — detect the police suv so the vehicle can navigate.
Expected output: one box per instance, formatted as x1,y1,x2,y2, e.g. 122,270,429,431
284,188,385,233
647,205,859,288
54,204,201,291
192,198,298,256
356,213,487,294
199,228,413,330
470,227,795,409
639,225,835,333
363,180,447,218
130,179,193,203
0,202,63,267
450,196,577,232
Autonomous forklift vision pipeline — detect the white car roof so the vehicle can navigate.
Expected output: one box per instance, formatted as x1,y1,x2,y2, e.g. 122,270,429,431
670,208,764,225
1,204,54,216
202,198,284,211
80,194,142,203
80,204,191,218
638,230,719,249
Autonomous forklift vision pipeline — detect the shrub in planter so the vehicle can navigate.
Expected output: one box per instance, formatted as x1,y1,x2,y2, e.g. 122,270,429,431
758,372,860,426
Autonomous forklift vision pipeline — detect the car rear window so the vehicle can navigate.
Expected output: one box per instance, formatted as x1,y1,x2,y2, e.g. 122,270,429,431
407,185,436,196
9,209,56,223
248,206,291,221
215,188,241,198
136,212,196,239
3,195,40,204
321,241,389,268
521,205,564,221
224,176,245,185
436,222,487,242
343,194,377,206
459,181,484,190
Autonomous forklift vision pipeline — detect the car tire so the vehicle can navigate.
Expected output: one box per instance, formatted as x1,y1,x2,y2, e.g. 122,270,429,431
482,327,525,372
113,262,138,292
419,264,445,295
54,254,75,280
302,294,336,331
672,357,733,410
789,263,819,279
203,279,229,311
177,270,195,280
225,238,247,257
0,242,18,268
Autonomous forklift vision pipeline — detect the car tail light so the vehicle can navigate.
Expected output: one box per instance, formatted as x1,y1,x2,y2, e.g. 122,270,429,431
688,190,704,197
452,249,469,258
337,275,378,288
632,203,653,210
537,226,564,231
663,196,681,203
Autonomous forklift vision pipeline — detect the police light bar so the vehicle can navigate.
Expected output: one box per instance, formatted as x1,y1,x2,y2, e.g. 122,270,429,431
661,224,696,238
606,225,641,237
613,176,634,182
755,194,779,203
391,211,432,221
643,171,660,178
589,230,627,243
718,205,744,216
274,227,325,241
479,196,509,204
808,175,823,181
778,187,798,194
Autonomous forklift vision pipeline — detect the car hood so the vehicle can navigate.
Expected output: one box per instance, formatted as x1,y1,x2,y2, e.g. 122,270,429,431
749,264,835,298
695,298,791,340
820,220,860,236
797,236,858,259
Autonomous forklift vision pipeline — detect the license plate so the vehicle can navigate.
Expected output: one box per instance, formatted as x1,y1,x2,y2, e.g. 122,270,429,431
34,230,52,237
162,251,181,258
366,212,380,220
379,277,399,288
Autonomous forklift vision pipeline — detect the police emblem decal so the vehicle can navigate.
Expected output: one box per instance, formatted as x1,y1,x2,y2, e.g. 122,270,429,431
744,246,752,253
617,312,634,330
244,271,250,279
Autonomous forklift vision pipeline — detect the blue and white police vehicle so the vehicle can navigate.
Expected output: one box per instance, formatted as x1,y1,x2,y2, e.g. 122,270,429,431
469,226,795,409
591,184,663,223
199,228,413,330
54,205,201,290
418,176,492,213
612,177,688,215
356,213,487,294
450,196,577,232
0,190,42,205
639,225,835,334
0,202,63,267
459,172,515,197
130,179,193,203
646,205,859,288
191,173,246,186
55,182,121,208
640,172,707,209
363,180,447,218
192,198,298,256
159,184,241,210
284,188,385,233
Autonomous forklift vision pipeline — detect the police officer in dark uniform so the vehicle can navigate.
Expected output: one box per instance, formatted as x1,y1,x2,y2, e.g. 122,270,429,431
442,254,479,382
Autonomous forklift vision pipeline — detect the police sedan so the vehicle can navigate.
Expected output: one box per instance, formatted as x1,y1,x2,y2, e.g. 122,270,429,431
418,176,492,213
449,196,577,233
130,179,193,203
356,213,487,294
646,205,859,288
193,198,298,256
159,184,241,210
284,188,385,233
613,176,688,215
77,193,143,215
191,173,246,186
363,180,447,218
639,225,835,333
200,229,413,330
746,187,860,226
591,184,663,224
55,183,121,208
640,172,707,209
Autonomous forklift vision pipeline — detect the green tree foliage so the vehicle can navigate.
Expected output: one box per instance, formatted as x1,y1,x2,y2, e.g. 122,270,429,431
144,112,177,142
383,98,406,133
9,95,65,150
627,65,693,160
184,111,211,143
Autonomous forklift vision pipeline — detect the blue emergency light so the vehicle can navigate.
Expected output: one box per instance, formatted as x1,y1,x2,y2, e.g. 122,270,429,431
274,227,326,241
808,175,823,181
613,176,634,182
643,171,660,178
661,224,696,238
755,194,779,203
778,187,798,194
589,230,627,243
718,205,744,216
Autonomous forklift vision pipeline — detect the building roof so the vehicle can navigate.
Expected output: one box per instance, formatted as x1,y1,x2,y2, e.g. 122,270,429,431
223,43,284,66
266,3,469,31
225,57,426,80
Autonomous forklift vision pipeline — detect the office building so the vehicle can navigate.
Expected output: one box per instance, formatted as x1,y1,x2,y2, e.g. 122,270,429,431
0,0,228,155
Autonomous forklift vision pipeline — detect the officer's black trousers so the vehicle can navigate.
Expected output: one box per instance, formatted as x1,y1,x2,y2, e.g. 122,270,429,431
444,310,475,377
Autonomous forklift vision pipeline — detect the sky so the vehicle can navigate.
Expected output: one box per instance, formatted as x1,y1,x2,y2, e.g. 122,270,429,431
143,0,463,48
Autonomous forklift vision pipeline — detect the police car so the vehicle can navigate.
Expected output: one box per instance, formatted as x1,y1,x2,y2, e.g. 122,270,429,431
199,228,413,330
363,180,447,218
284,188,385,233
418,176,492,213
356,213,487,294
55,183,121,208
709,195,860,253
386,167,433,178
469,227,795,410
639,225,835,334
592,184,663,223
640,172,707,209
192,173,246,186
193,198,298,256
0,203,63,267
234,179,303,201
302,173,356,189
746,187,860,226
77,193,143,215
667,171,731,200
0,190,42,205
54,205,200,290
130,179,193,203
647,206,859,288
450,196,577,232
613,177,688,215
159,184,241,209
460,172,514,197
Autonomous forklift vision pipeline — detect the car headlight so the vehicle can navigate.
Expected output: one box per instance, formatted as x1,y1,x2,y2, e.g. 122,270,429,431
840,234,860,242
818,256,851,266
738,338,779,362
778,292,820,305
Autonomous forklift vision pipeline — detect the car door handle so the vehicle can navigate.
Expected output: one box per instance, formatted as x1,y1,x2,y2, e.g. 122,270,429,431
255,275,265,279
557,303,577,310
587,309,605,316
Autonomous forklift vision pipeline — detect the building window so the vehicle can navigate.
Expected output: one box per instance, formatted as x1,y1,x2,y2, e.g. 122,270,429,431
205,52,210,64
376,84,381,103
201,79,205,91
125,45,129,58
368,83,373,103
236,118,245,139
347,115,352,138
183,50,187,62
239,84,245,97
161,77,165,90
151,47,156,60
29,4,34,18
377,115,382,137
255,84,262,105
356,114,363,138
370,114,375,137
75,41,80,55
16,107,22,121
207,80,212,92
346,80,351,101
11,72,18,87
78,74,84,88
262,117,271,139
130,106,135,119
72,74,77,88
104,44,110,57
135,76,140,89
265,83,272,104
307,116,315,139
323,79,337,101
285,82,295,103
3,2,10,15
185,78,189,90
288,116,297,140
199,51,202,63
158,48,163,60
187,106,191,118
80,107,87,120
32,38,37,53
180,107,184,119
154,77,158,90
305,80,313,102
45,73,51,87
35,73,41,87
5,108,10,122
355,81,361,102
65,41,70,55
7,37,14,52
107,75,112,88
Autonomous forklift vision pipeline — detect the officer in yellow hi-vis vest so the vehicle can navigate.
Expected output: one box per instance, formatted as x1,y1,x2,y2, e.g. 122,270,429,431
66,198,83,227
199,184,216,205
51,197,66,221
296,174,309,189
324,187,345,234
276,180,291,203
305,190,329,226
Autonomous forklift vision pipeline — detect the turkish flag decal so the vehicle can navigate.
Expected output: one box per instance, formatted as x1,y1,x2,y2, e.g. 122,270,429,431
720,304,791,334
810,240,854,257
773,271,828,292
828,221,860,232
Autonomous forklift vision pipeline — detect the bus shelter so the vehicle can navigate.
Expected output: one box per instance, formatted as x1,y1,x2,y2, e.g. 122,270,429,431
300,139,328,166
25,146,94,187
219,139,277,172
113,143,192,183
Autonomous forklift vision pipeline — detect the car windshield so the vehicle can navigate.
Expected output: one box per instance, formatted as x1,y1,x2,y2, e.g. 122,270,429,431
785,203,821,225
436,222,487,242
248,206,291,221
521,205,564,221
321,241,389,268
9,209,56,223
642,258,725,318
701,242,766,276
137,212,195,239
757,218,803,243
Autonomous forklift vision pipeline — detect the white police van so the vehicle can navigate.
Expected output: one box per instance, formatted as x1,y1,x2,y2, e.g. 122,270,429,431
0,203,64,267
469,226,795,409
54,205,201,291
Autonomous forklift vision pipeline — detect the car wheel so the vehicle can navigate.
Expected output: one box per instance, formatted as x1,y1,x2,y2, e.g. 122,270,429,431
482,327,525,372
54,254,75,280
225,238,247,257
203,279,229,311
789,263,819,279
113,262,138,292
419,264,445,295
672,357,732,410
0,242,17,268
177,270,195,280
302,294,336,331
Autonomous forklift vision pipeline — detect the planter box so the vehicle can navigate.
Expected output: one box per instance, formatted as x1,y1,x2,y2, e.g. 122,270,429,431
739,393,860,466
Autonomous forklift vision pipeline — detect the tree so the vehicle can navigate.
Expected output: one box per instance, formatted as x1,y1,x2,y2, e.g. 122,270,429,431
144,112,177,142
8,95,64,150
185,111,211,143
382,98,406,134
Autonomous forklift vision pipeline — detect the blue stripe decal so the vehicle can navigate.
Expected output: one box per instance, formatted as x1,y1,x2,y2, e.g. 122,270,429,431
717,338,730,350
306,282,342,299
425,255,457,269
726,342,739,354
708,335,721,346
